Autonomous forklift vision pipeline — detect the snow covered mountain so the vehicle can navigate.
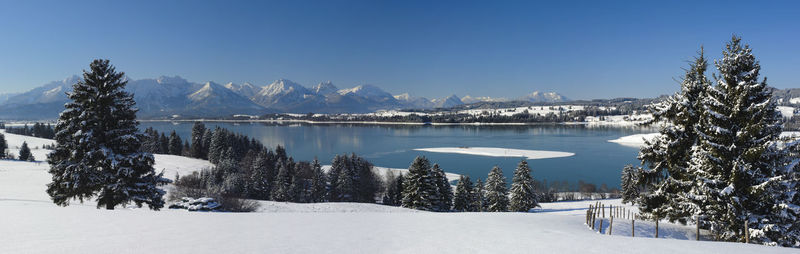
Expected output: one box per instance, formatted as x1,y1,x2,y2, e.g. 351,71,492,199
394,93,435,109
431,94,464,108
0,75,571,119
312,81,338,95
185,82,265,117
224,82,259,98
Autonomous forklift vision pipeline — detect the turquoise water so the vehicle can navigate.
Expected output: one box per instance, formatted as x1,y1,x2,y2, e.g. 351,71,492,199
140,122,652,189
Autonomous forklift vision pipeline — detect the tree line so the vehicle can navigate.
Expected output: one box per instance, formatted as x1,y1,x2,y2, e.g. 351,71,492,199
5,123,56,139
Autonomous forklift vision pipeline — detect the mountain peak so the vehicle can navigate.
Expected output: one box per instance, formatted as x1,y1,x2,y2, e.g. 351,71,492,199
156,75,188,85
313,81,338,95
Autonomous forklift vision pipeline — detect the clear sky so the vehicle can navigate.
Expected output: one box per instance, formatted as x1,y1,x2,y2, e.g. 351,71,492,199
0,0,798,99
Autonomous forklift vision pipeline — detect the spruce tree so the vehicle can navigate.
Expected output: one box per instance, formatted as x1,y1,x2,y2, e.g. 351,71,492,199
336,156,357,202
46,59,169,210
431,163,453,211
190,122,206,158
201,129,213,159
689,36,787,242
168,131,182,155
401,156,435,211
637,48,710,223
0,132,7,159
248,151,271,200
327,155,344,202
18,141,33,161
620,164,640,204
453,175,474,212
208,128,227,164
271,160,293,202
472,178,486,212
485,166,508,212
158,133,169,154
393,173,404,206
509,160,538,212
309,158,327,203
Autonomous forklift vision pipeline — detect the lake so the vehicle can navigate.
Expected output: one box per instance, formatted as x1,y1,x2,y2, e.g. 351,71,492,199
140,122,653,189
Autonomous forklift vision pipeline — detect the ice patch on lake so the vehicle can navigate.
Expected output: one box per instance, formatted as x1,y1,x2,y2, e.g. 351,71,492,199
607,133,660,148
413,147,574,160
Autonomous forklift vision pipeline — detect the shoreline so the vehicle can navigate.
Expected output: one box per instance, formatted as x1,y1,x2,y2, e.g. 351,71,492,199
139,118,653,127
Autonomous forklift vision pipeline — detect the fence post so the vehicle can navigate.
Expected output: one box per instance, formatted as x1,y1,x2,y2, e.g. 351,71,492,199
609,215,614,235
587,205,592,225
696,218,700,241
745,220,750,244
602,204,605,218
591,206,597,230
655,217,659,238
631,218,635,237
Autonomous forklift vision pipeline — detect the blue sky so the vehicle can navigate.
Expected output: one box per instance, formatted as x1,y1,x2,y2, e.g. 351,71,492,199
0,0,798,99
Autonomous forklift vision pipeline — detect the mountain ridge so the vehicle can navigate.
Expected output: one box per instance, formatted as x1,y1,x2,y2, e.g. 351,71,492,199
0,75,569,119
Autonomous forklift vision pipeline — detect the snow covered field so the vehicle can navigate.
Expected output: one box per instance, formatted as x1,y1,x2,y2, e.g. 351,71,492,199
414,147,575,160
1,131,796,253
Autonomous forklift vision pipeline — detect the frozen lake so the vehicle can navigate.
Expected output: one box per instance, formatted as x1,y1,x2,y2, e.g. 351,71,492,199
140,122,653,189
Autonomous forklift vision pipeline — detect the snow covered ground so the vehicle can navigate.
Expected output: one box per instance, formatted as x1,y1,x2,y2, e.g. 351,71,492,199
1,130,796,253
414,147,575,160
610,132,800,148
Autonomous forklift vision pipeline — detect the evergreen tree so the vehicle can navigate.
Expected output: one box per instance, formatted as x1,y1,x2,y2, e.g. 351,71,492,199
431,163,453,212
382,171,400,206
309,158,327,203
271,160,293,202
391,173,405,206
453,175,474,212
248,151,272,200
208,128,227,164
46,59,169,210
327,155,344,202
18,141,33,161
289,174,305,203
201,129,213,160
509,160,538,212
472,178,486,212
401,156,436,211
353,154,381,203
620,164,640,204
485,166,508,212
182,140,191,156
637,48,710,223
0,132,7,159
168,131,182,155
158,133,169,154
688,36,794,243
190,122,206,158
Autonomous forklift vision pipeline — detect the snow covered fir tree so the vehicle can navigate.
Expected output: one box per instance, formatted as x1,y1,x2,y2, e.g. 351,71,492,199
46,59,170,210
509,160,539,212
630,36,800,247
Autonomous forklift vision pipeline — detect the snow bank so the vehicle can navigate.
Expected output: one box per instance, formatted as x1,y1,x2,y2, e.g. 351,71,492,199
414,147,574,160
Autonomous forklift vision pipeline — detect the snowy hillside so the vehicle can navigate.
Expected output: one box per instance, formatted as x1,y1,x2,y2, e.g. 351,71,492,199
0,130,796,253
